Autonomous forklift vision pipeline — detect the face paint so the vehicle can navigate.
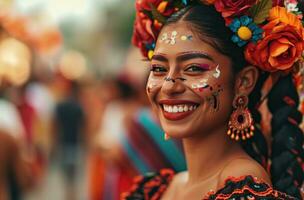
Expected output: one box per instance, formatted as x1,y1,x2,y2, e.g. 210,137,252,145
147,78,158,93
159,32,194,44
212,65,221,79
160,33,168,43
191,79,209,92
170,31,177,45
160,31,178,45
195,64,211,71
206,85,224,112
181,35,193,41
164,77,186,83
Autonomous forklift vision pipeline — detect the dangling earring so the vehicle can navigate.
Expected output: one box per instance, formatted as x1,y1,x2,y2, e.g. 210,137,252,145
227,95,254,141
164,133,170,140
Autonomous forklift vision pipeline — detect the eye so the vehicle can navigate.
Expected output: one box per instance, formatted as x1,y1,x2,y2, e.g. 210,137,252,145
150,64,167,74
185,64,210,72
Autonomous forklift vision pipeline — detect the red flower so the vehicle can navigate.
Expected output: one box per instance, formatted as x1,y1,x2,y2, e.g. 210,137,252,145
132,0,176,57
272,0,284,6
135,0,175,17
132,13,156,57
135,0,163,12
214,0,257,25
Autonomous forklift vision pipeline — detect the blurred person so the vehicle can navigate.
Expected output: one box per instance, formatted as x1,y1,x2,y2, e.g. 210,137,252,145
0,7,62,200
89,48,186,200
0,84,33,200
26,74,56,159
8,84,47,186
53,80,85,200
0,25,35,199
124,1,304,199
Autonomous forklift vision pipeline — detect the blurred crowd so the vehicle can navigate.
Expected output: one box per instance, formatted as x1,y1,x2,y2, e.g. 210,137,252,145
0,5,187,198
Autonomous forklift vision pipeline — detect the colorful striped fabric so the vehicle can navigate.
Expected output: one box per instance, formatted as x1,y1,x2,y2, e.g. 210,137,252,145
95,108,186,200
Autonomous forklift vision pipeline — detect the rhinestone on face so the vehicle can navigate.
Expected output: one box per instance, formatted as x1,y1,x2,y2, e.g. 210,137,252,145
181,35,187,41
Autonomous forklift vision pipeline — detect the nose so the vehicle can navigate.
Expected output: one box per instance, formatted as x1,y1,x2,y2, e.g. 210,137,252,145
161,73,186,96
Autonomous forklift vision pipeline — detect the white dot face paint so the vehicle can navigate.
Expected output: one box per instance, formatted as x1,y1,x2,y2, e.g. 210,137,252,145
160,33,168,43
159,31,193,45
170,31,177,45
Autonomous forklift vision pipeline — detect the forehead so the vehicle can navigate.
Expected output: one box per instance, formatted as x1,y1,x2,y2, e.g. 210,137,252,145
154,23,220,58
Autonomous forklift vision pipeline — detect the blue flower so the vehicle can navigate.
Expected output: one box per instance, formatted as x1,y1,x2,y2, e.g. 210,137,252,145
228,16,263,47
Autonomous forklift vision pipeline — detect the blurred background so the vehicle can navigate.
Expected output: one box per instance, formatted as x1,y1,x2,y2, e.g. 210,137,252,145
0,0,187,200
0,1,303,200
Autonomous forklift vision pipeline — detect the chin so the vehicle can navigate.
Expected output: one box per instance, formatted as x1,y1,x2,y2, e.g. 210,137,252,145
159,116,200,139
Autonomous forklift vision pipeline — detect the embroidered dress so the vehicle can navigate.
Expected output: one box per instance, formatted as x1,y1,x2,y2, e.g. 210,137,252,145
122,169,299,200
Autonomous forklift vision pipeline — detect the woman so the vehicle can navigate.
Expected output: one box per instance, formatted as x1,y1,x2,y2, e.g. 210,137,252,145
123,0,304,199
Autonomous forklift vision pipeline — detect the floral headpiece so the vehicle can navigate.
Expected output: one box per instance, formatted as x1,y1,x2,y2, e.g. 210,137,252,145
132,0,304,73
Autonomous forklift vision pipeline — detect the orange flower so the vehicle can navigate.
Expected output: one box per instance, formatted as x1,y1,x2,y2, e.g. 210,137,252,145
267,6,304,36
245,22,304,72
245,6,304,72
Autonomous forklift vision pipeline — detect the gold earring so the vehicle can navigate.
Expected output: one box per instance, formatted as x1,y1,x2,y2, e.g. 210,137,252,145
227,95,254,141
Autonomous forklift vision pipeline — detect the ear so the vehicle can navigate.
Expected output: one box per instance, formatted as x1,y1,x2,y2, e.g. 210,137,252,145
234,66,259,96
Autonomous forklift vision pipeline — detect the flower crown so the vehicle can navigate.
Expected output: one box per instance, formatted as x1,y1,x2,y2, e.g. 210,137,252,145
132,0,304,73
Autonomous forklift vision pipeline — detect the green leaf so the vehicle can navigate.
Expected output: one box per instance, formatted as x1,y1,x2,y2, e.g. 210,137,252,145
149,3,167,24
249,0,273,24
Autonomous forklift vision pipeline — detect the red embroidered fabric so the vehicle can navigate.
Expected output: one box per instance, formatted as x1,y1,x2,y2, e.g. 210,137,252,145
121,169,299,200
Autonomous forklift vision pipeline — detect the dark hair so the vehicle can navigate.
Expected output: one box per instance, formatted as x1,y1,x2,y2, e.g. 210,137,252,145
165,4,304,198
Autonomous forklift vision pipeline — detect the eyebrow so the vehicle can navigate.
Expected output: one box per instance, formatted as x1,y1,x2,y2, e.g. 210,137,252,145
176,51,214,62
151,54,168,62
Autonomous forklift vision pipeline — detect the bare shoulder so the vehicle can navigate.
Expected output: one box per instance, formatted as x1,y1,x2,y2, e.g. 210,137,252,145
162,171,188,199
218,157,271,188
169,171,188,189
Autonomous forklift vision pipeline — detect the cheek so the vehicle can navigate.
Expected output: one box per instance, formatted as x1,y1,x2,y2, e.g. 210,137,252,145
146,80,160,107
189,73,231,113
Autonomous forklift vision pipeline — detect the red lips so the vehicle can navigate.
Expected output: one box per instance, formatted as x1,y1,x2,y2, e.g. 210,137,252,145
159,99,199,121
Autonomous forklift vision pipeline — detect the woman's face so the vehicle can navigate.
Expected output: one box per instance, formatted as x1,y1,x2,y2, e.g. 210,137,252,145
146,23,236,138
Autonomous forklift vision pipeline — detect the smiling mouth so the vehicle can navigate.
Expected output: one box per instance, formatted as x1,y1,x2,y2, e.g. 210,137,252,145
163,104,198,113
160,103,200,121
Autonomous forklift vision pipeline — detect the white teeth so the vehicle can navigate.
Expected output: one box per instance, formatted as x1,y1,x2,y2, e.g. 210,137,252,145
178,106,183,112
169,106,173,112
163,104,198,113
184,105,188,112
173,106,178,113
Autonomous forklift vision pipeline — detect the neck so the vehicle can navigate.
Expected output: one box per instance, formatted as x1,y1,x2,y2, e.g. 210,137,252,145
182,125,244,184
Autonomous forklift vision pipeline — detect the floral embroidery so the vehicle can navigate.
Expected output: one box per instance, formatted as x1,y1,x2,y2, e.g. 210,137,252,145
122,170,299,200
